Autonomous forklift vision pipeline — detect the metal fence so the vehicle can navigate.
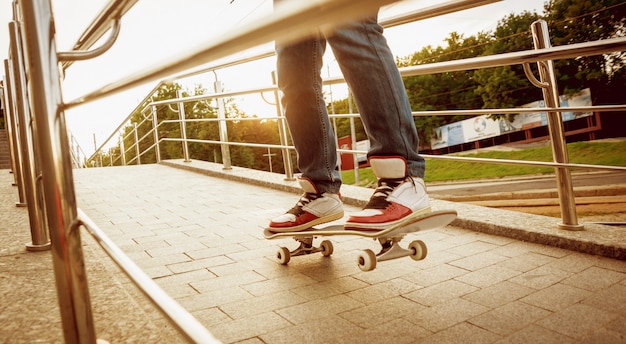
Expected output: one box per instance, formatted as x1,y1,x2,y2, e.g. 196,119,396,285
88,18,626,233
2,0,625,343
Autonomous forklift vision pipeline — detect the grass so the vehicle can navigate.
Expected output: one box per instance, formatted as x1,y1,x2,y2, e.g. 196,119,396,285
341,140,626,185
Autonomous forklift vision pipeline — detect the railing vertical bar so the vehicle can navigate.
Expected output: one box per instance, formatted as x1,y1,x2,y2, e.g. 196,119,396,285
347,91,360,184
8,20,50,250
214,80,232,170
1,74,18,186
530,20,584,231
119,133,126,166
18,0,98,342
3,58,26,206
271,71,294,180
93,133,102,167
152,105,161,163
133,123,140,165
177,90,191,162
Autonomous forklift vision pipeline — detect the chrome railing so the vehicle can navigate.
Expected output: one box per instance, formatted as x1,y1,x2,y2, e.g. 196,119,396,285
68,132,89,169
3,0,625,343
6,0,502,342
91,23,626,229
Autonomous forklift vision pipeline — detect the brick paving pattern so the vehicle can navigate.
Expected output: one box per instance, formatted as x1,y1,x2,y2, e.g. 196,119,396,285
1,163,625,343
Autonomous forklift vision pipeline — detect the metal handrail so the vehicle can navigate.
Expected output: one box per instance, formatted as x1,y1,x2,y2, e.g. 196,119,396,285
152,116,626,173
380,0,501,28
8,0,466,342
86,0,504,161
4,0,625,342
77,209,220,344
62,0,401,109
60,0,138,70
88,35,626,164
399,36,626,77
164,0,502,82
94,20,625,230
98,67,626,174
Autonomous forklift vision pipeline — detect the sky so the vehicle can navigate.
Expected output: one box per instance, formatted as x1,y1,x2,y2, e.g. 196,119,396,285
1,0,547,157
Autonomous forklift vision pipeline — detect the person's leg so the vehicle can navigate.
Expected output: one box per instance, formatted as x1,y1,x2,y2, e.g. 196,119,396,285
327,16,423,175
276,35,342,194
327,17,431,230
268,18,343,231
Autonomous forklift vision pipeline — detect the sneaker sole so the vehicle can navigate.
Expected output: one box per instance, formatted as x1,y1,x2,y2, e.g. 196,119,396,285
268,211,345,233
344,206,432,231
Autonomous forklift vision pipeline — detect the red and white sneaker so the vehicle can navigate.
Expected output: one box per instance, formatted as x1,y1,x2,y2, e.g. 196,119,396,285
268,177,344,232
345,157,431,231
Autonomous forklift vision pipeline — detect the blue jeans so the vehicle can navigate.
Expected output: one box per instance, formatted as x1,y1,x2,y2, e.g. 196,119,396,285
276,12,425,194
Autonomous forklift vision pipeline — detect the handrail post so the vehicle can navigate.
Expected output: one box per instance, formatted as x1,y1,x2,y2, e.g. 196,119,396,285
177,90,191,162
271,71,294,180
214,80,232,170
92,133,102,167
18,0,98,342
3,59,27,206
69,134,78,167
2,70,19,187
348,91,360,184
119,134,126,166
8,20,50,250
152,105,161,163
133,122,141,165
530,20,584,231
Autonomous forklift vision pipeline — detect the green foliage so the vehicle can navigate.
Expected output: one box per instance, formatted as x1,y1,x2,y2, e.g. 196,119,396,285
547,0,626,102
341,168,377,187
327,96,368,141
395,32,494,143
427,140,626,182
101,81,297,173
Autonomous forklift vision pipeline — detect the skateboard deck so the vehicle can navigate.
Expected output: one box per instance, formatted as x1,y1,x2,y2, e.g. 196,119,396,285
264,209,457,271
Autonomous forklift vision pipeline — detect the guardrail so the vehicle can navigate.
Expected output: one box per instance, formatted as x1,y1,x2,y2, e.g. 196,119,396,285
2,0,625,343
5,0,433,342
90,22,626,231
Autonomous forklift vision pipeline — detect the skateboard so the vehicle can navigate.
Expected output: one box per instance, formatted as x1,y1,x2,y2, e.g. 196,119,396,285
264,210,457,271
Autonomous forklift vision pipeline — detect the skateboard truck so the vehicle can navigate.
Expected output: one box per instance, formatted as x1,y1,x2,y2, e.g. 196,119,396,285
356,237,428,271
276,238,334,265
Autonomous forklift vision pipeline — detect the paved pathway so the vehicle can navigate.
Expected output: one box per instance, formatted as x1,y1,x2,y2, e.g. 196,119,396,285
2,163,625,343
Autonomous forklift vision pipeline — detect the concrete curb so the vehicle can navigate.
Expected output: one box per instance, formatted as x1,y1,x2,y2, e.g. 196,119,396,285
437,185,626,202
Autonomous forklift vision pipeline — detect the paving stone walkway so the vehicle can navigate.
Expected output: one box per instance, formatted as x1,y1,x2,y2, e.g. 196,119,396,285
2,163,625,343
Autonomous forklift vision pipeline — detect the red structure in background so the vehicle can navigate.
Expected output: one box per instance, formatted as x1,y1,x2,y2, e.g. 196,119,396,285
338,136,354,170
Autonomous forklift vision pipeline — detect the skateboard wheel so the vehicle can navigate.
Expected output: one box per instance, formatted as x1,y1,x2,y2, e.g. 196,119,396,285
357,249,377,272
277,247,291,265
320,240,334,257
408,240,427,261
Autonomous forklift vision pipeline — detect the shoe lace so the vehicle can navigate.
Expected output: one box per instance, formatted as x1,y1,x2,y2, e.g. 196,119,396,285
287,192,320,216
364,177,410,209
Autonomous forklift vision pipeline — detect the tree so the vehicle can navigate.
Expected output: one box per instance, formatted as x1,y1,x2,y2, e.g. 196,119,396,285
400,31,492,144
328,96,367,142
318,1,625,148
473,10,543,114
115,83,218,165
546,0,626,104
